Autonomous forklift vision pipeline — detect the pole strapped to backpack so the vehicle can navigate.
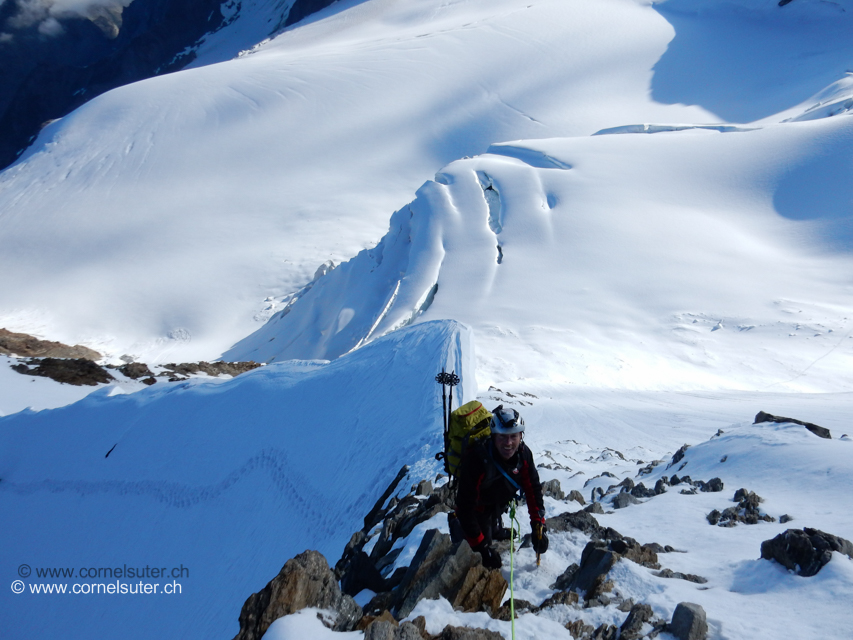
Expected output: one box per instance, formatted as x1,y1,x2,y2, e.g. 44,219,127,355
434,370,460,474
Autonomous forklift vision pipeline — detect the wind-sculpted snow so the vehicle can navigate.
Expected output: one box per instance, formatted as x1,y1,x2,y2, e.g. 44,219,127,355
231,116,853,391
0,320,474,640
0,0,721,364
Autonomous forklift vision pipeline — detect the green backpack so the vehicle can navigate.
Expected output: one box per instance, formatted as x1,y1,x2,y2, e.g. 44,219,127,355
447,401,493,478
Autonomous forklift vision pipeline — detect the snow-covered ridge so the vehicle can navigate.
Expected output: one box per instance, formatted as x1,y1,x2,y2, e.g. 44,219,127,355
0,320,476,639
229,113,853,391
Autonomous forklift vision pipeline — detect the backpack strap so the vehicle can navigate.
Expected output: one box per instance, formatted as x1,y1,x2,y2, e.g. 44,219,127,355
486,441,521,493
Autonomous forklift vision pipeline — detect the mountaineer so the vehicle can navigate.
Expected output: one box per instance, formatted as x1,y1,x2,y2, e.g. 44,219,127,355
451,405,548,569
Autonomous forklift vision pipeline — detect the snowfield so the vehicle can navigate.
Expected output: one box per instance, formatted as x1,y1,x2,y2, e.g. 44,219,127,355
1,0,853,638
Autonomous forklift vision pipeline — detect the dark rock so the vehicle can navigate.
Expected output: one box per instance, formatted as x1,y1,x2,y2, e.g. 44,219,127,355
780,514,793,524
162,360,262,378
416,480,433,496
708,489,771,527
760,528,853,577
608,477,634,493
356,609,396,631
450,564,507,615
409,617,430,640
668,602,708,640
754,411,831,439
591,486,605,503
699,478,724,493
397,620,429,640
232,550,361,640
631,482,657,498
13,357,113,386
0,328,101,359
620,603,653,640
590,623,617,640
612,492,640,509
551,563,579,590
546,510,605,539
363,618,398,640
568,489,586,505
118,362,155,379
542,478,565,500
584,502,604,515
495,598,536,621
584,472,617,487
667,445,690,469
654,478,668,495
566,619,595,639
141,376,157,385
610,539,659,569
655,568,707,584
364,466,410,530
571,542,618,597
393,530,482,619
538,590,579,609
363,591,396,617
617,598,635,612
637,460,663,477
341,551,387,596
432,624,504,640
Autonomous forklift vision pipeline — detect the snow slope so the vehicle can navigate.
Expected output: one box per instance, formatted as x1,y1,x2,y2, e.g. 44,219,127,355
0,320,475,639
227,113,853,391
0,0,722,363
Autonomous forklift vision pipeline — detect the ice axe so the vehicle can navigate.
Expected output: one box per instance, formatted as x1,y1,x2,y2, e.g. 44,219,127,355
534,522,544,567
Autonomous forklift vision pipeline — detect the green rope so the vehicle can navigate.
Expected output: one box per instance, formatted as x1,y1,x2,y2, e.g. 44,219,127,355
508,499,521,640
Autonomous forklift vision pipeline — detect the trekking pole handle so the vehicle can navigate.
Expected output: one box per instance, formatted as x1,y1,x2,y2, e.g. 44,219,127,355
435,371,460,386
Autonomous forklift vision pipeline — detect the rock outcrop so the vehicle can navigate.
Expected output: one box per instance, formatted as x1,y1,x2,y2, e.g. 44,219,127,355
389,529,506,619
754,411,831,439
760,528,853,577
0,328,100,359
12,357,114,386
161,361,262,379
706,488,775,527
667,602,708,640
232,550,361,640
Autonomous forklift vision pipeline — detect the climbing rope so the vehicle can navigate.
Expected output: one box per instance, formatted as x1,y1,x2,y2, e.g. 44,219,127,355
508,499,521,640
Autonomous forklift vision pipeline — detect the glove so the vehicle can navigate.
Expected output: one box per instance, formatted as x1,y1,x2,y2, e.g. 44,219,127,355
474,541,502,569
531,523,549,555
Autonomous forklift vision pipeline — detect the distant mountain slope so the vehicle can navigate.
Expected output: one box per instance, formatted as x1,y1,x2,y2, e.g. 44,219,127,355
0,0,337,170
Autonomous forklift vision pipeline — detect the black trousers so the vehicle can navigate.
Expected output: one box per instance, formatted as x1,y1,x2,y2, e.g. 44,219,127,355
449,507,503,545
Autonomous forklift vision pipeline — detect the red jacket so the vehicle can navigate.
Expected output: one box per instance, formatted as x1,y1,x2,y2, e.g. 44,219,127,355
456,438,545,547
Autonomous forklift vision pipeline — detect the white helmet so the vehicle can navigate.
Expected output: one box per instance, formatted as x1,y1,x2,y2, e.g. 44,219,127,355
490,405,525,435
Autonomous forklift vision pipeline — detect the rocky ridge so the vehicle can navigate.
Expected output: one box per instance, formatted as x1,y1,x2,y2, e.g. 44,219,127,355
5,330,263,386
232,470,716,640
230,411,851,639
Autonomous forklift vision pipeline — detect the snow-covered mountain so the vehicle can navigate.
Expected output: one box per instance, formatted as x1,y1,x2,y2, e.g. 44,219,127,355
2,0,853,639
0,0,337,170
